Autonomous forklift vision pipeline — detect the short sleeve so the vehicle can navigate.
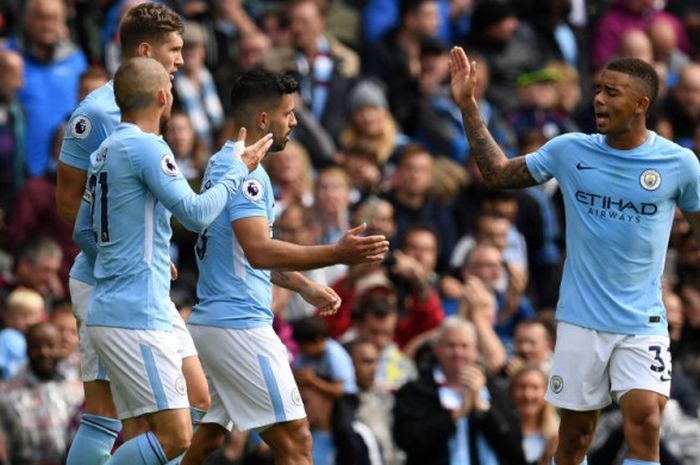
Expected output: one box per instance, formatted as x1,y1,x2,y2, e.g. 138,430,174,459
60,110,114,171
229,171,269,222
677,150,700,212
131,137,192,210
524,134,574,184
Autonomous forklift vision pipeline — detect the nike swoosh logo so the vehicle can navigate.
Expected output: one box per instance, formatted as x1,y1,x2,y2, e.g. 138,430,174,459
660,375,671,382
576,162,596,170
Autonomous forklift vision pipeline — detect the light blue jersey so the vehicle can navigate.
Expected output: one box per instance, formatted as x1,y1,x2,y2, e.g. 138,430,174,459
526,131,700,336
60,82,120,286
189,141,275,329
82,124,247,330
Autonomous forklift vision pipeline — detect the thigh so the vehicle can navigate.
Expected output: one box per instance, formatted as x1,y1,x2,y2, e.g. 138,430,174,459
69,279,108,383
610,334,672,401
189,324,306,432
170,301,198,359
546,322,619,411
88,327,189,420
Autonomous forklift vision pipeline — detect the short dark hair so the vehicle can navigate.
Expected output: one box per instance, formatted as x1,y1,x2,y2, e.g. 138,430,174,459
604,58,659,108
119,3,185,52
229,69,299,124
292,316,328,343
357,295,398,321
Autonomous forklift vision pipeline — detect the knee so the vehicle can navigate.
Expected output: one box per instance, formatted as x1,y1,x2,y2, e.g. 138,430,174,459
559,423,596,452
626,408,661,437
159,430,192,458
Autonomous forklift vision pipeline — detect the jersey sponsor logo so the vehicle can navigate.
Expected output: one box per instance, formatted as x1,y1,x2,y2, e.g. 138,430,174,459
576,162,596,171
242,179,263,201
549,375,563,394
160,154,180,177
575,190,658,223
639,169,661,191
71,115,92,139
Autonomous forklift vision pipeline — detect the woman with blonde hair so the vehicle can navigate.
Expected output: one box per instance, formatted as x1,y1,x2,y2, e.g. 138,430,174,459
511,365,559,465
340,79,409,168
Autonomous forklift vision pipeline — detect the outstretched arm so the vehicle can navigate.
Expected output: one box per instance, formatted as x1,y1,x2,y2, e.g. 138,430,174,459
449,46,537,189
233,217,388,271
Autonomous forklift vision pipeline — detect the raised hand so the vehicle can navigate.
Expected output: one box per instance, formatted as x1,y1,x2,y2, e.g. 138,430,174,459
236,127,274,173
334,223,390,264
449,46,478,110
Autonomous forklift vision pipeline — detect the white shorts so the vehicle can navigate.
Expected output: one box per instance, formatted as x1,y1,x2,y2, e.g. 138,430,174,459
87,326,189,419
188,324,306,431
546,322,672,411
70,278,108,382
69,278,197,382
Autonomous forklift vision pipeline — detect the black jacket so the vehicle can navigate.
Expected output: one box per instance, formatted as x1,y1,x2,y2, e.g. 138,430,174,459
393,363,526,465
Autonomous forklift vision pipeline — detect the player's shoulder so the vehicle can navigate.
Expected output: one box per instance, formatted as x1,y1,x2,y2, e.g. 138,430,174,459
66,83,118,138
651,131,695,159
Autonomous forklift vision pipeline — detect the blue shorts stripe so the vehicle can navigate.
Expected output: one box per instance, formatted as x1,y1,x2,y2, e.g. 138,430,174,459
97,357,107,380
140,344,168,410
257,354,286,423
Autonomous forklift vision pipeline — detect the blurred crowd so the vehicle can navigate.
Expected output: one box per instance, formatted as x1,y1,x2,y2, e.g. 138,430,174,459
3,0,700,464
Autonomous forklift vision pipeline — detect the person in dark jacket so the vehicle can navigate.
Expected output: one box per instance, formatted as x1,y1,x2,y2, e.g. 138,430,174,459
393,316,526,465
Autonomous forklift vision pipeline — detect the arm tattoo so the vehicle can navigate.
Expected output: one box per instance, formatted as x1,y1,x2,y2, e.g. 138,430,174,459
462,106,538,189
271,270,290,284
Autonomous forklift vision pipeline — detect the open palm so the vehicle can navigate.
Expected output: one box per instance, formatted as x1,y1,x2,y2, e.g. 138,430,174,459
449,46,478,109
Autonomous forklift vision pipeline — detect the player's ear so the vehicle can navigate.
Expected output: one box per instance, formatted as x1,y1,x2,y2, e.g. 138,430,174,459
137,42,152,58
636,95,650,115
156,88,167,107
257,111,269,131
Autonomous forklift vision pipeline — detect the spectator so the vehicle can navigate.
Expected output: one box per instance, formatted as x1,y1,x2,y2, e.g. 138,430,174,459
0,287,46,380
0,49,25,223
590,0,691,70
7,0,88,177
313,166,353,284
353,196,398,245
300,381,383,465
450,211,529,273
382,144,457,272
293,315,358,397
664,62,700,147
393,317,526,465
7,122,76,285
8,238,64,306
648,16,691,85
510,366,559,465
617,28,654,64
508,68,577,141
340,79,409,169
49,302,79,381
174,21,224,147
0,322,83,465
339,143,384,205
461,244,535,352
164,110,210,182
264,0,358,140
266,140,315,216
363,0,441,133
465,0,543,114
389,225,445,348
352,273,417,391
349,339,404,465
77,66,109,101
274,203,330,322
504,319,555,377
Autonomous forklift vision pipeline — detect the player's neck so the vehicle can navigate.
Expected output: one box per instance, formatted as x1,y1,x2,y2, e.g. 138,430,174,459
122,112,162,136
605,128,648,151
